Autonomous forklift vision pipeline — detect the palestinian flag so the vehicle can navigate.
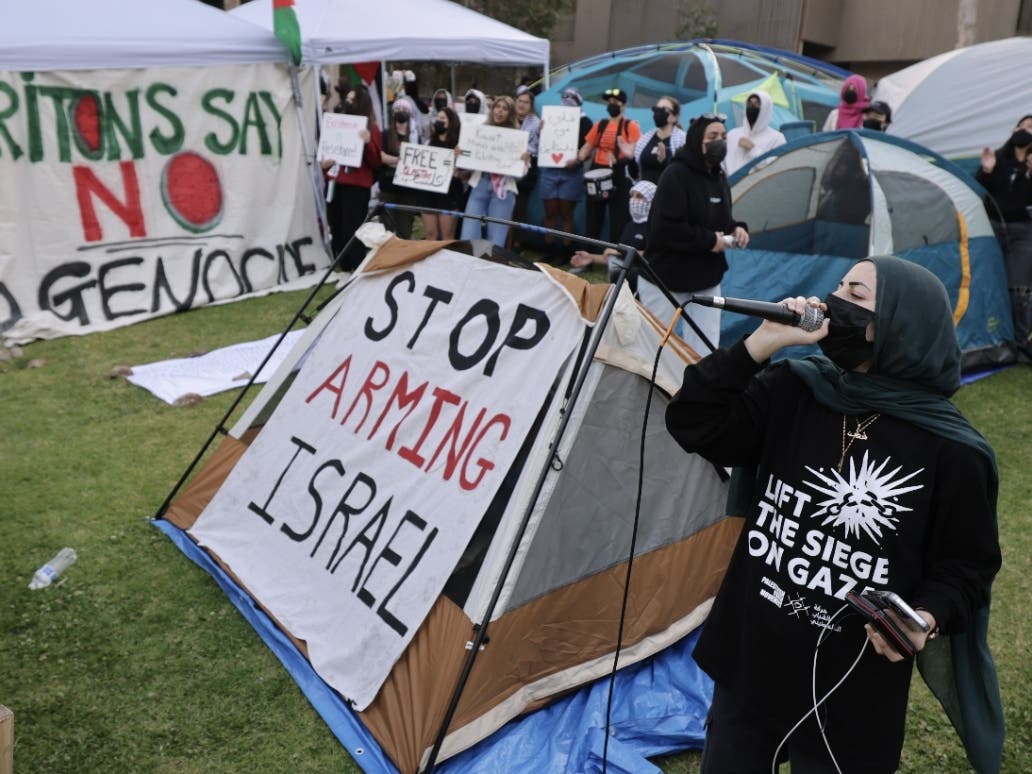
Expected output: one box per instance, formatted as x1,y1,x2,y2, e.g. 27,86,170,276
273,0,302,65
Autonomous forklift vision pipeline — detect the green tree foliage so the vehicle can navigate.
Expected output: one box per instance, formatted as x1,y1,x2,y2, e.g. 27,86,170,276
458,0,574,40
677,0,719,39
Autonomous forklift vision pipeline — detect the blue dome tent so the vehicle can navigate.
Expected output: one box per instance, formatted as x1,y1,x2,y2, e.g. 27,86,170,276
722,130,1015,370
536,39,851,130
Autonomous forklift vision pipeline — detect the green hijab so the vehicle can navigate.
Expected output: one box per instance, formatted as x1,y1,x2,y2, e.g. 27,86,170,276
782,256,1002,773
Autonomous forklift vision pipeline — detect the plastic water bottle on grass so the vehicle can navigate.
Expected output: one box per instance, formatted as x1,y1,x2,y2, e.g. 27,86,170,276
28,548,77,590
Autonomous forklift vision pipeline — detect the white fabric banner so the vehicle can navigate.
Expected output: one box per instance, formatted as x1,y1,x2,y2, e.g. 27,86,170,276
538,105,580,168
127,330,305,404
0,64,326,343
189,249,584,709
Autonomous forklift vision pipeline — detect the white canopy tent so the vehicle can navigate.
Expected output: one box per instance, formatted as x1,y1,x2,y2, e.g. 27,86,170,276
876,37,1032,162
230,0,549,74
0,0,290,71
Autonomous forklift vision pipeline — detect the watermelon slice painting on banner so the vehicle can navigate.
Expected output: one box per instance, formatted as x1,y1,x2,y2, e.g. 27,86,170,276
0,64,326,343
188,249,584,709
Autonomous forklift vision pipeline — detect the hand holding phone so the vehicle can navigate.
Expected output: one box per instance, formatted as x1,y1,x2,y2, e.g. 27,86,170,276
863,590,930,633
845,590,917,658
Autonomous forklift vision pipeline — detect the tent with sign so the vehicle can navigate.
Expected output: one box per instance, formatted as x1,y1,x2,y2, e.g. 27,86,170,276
0,0,327,344
154,234,737,772
875,37,1032,170
721,129,1014,370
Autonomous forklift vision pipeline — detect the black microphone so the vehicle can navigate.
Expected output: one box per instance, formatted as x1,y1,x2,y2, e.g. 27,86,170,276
690,295,825,332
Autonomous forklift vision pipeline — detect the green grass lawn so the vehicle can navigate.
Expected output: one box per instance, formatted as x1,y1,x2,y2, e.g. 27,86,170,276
1,284,1028,773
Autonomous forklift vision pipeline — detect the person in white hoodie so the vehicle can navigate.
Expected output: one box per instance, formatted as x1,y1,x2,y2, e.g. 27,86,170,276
723,92,786,176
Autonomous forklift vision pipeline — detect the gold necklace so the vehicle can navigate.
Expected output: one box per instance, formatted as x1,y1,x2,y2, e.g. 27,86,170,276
838,413,880,473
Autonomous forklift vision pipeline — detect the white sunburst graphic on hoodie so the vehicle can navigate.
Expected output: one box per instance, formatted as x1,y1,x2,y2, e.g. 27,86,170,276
804,451,924,544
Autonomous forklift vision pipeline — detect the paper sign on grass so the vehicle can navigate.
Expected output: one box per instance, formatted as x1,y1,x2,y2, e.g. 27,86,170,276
457,124,529,178
187,249,583,710
318,113,368,167
393,142,455,194
538,106,581,168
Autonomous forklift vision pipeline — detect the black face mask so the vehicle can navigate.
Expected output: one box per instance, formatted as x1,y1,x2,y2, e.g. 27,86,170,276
703,139,727,165
433,120,447,135
433,97,448,111
652,106,670,128
606,102,621,118
465,98,480,114
1012,128,1032,148
862,118,885,131
843,90,858,104
745,105,760,126
819,294,876,370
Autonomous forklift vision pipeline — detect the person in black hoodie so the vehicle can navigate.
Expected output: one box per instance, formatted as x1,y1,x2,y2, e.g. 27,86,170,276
666,256,1002,774
977,114,1032,361
643,113,748,356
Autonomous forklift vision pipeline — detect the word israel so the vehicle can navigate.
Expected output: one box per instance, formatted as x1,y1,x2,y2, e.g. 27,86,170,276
747,474,891,599
0,74,285,163
246,433,439,638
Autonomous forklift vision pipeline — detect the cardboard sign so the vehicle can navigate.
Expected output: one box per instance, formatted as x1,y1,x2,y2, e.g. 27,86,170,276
317,113,368,167
538,106,582,168
457,111,487,148
393,142,455,194
457,124,529,178
189,249,584,710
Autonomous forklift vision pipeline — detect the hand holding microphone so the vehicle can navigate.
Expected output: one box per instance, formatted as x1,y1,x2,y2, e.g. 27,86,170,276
688,293,828,363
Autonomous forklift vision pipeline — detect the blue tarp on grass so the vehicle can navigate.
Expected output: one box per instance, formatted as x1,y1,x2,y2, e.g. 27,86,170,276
154,518,712,773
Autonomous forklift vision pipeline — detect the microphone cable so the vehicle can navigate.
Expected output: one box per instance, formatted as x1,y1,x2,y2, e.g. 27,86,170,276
770,603,868,774
601,308,682,774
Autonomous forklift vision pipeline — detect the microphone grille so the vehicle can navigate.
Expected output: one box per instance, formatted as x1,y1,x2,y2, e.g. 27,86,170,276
799,305,824,332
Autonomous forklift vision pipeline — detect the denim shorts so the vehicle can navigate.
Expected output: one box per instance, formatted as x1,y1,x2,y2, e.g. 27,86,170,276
539,166,584,201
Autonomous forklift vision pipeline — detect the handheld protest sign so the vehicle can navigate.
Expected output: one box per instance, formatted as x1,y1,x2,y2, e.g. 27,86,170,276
538,106,581,168
317,114,368,167
393,143,455,195
456,124,528,178
457,111,488,149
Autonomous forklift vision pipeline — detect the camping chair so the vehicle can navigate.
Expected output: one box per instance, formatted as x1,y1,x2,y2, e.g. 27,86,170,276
779,120,816,141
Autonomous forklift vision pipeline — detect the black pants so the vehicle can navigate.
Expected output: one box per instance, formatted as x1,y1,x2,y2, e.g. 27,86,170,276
585,170,631,244
992,220,1032,361
699,683,900,774
327,183,371,271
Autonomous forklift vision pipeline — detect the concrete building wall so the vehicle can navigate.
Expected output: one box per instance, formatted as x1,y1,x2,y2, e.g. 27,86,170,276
552,0,1024,79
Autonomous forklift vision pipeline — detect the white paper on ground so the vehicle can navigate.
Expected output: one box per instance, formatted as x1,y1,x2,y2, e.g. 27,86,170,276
127,330,304,404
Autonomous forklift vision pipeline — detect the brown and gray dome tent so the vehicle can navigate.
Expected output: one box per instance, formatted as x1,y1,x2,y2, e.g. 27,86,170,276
157,236,737,772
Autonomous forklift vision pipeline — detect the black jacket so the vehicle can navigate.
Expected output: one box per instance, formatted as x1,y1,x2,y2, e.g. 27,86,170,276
646,121,746,292
976,145,1032,222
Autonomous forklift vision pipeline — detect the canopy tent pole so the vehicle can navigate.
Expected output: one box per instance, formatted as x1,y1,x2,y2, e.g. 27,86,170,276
289,64,333,259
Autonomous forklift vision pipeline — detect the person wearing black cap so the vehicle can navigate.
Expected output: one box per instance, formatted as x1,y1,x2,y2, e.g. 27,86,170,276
572,87,641,243
862,101,893,132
